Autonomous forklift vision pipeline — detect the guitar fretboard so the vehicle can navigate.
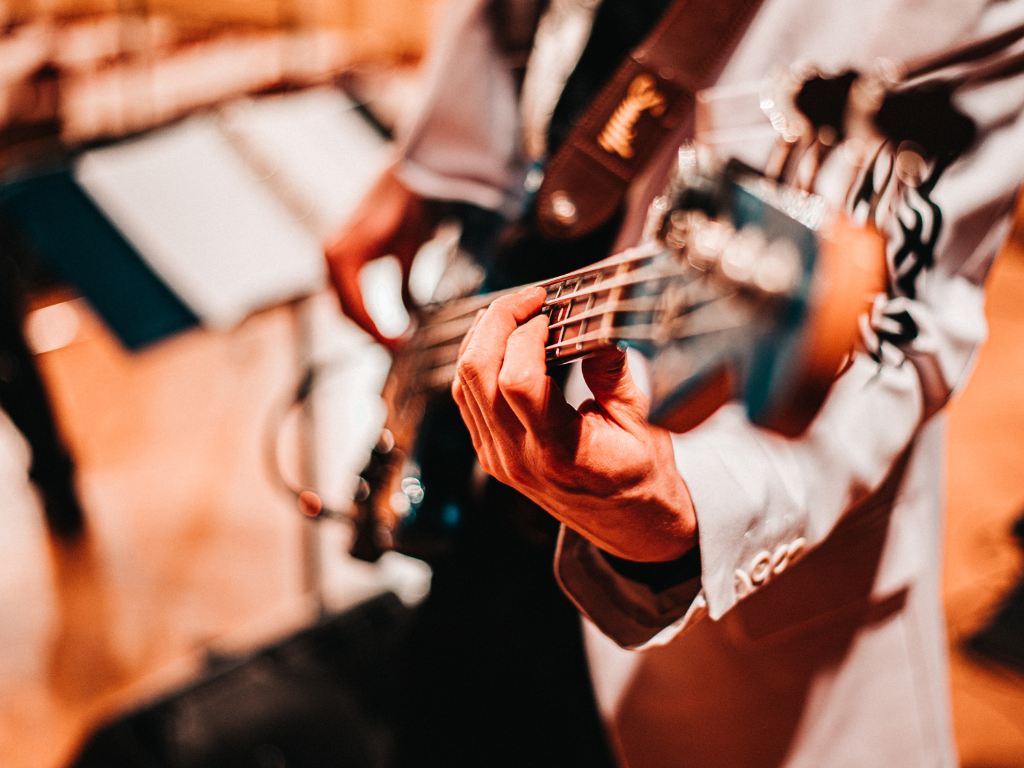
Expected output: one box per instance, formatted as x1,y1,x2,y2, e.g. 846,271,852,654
406,243,688,394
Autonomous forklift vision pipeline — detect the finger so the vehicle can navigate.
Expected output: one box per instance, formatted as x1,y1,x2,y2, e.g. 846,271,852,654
454,310,501,473
324,168,421,348
452,374,487,464
581,347,650,426
329,250,392,346
458,287,546,399
452,311,486,448
499,315,579,438
457,290,545,477
457,290,542,416
394,208,427,316
456,367,507,477
456,310,485,364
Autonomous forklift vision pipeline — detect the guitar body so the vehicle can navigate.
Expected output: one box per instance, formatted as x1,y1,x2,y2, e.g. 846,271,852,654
349,164,886,561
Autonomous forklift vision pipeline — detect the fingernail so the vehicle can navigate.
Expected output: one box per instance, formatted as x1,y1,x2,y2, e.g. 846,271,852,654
519,285,545,296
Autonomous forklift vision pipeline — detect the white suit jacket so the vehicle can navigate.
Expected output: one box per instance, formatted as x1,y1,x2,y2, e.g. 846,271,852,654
395,0,1024,764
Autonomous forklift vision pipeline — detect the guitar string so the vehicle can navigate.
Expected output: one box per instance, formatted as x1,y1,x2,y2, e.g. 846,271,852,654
408,273,740,395
413,266,714,368
546,295,664,331
410,305,753,395
413,258,693,354
412,277,669,364
418,244,665,327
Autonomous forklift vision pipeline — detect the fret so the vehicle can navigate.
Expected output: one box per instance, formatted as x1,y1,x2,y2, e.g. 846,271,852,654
408,292,754,393
414,242,665,334
543,259,655,306
556,286,570,357
543,336,607,363
577,271,599,352
543,308,750,357
568,275,585,354
405,241,692,394
415,264,658,356
544,324,658,354
540,261,678,314
545,295,662,332
603,260,628,346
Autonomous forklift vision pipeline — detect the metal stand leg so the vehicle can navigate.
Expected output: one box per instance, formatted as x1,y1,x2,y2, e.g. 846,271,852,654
0,262,84,538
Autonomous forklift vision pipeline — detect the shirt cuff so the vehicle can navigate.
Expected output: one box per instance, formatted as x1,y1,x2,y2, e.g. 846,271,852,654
554,526,705,649
599,546,702,594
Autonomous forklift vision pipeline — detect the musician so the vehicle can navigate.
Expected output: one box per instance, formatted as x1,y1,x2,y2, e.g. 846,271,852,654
327,0,1024,765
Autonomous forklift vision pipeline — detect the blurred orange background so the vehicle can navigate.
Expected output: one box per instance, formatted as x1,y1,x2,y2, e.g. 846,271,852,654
0,2,1022,766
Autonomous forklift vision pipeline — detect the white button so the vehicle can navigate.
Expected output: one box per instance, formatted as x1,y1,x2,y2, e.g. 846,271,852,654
788,538,806,562
771,543,790,575
750,550,772,584
734,568,753,597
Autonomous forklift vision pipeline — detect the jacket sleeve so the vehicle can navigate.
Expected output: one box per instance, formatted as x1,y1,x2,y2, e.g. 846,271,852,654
392,0,527,217
555,11,1024,649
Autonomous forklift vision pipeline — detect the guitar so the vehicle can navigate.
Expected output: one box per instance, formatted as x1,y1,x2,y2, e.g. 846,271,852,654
346,160,885,562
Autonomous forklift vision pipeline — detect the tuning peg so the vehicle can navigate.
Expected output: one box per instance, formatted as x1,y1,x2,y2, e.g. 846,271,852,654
794,69,859,142
720,225,766,283
763,66,860,188
687,216,733,269
874,82,976,161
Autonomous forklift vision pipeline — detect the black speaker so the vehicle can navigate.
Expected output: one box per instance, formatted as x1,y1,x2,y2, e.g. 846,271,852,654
72,593,412,768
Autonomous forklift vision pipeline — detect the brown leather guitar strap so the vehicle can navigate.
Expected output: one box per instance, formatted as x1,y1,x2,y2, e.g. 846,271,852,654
535,0,767,239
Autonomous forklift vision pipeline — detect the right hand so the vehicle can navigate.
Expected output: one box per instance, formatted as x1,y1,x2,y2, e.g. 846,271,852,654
325,166,434,348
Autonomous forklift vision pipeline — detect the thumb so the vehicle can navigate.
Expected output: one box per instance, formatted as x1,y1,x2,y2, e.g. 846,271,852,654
393,211,426,320
326,234,394,348
324,168,421,348
580,348,649,425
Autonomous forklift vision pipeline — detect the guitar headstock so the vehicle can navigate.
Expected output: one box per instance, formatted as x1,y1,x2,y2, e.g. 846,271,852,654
638,161,885,436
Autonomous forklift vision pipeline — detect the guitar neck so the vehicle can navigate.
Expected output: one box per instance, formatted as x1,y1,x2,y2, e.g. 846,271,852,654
407,244,679,393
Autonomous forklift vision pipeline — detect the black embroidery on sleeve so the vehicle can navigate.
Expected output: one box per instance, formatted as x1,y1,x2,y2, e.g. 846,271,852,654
891,157,950,300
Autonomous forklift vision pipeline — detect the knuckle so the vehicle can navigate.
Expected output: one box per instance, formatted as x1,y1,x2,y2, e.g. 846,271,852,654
504,458,529,486
491,294,521,311
497,365,530,395
481,455,502,481
457,352,483,383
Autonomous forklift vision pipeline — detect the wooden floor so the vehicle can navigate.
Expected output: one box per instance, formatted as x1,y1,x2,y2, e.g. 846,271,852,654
0,301,312,767
946,231,1024,767
1,238,1024,766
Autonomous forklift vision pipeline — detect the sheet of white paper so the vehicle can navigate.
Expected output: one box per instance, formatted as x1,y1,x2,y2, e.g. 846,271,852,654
219,88,392,240
75,115,325,329
74,90,391,329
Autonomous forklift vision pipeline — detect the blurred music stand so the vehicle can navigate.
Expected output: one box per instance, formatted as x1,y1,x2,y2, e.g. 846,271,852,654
0,223,85,537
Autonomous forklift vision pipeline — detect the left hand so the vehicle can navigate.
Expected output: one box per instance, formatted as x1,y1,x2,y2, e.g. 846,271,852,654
452,287,698,562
